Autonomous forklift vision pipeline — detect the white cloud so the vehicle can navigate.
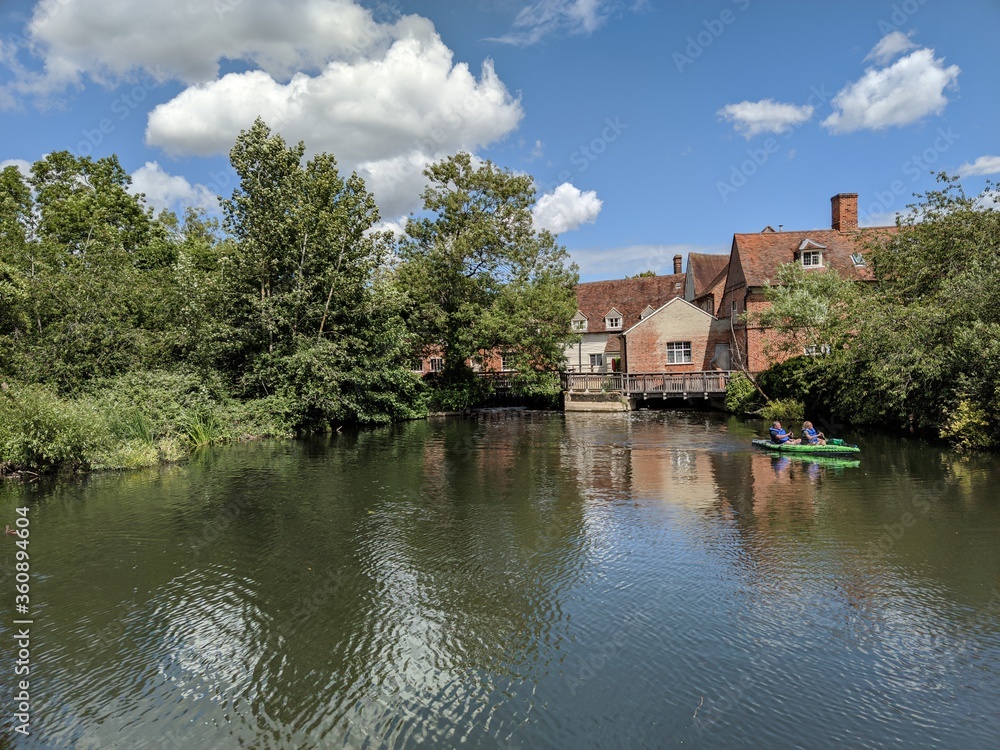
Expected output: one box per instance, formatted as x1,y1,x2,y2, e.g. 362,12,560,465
532,183,602,234
958,155,1000,177
129,162,219,215
0,159,32,178
864,31,917,65
144,16,522,217
822,48,959,134
3,1,526,218
490,0,640,46
7,0,395,99
717,99,814,139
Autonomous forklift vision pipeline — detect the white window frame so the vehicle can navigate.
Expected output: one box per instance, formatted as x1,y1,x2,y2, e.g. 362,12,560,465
500,352,515,371
572,319,588,332
589,353,604,369
429,357,444,372
605,316,622,330
850,252,866,266
666,341,693,364
803,344,831,357
801,250,823,268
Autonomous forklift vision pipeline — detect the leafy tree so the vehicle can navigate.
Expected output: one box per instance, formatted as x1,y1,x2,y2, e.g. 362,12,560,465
221,119,421,426
756,175,1000,449
397,153,578,406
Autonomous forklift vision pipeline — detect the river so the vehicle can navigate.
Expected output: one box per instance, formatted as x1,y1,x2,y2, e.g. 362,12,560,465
1,410,998,749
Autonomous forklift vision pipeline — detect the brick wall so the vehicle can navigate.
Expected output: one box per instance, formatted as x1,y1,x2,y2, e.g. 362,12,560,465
623,299,722,373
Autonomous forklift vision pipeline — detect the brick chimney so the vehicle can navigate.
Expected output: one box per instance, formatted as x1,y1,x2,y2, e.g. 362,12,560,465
673,254,683,274
831,193,858,231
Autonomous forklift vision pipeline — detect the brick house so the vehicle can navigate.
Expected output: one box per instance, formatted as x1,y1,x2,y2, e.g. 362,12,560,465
564,257,686,372
620,297,732,373
718,193,890,373
683,252,730,315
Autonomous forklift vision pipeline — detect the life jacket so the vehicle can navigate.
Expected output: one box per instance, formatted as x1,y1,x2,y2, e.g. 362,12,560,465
769,427,788,443
802,427,819,443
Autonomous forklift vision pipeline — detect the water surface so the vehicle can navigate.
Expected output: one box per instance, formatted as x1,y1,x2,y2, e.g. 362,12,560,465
1,410,998,748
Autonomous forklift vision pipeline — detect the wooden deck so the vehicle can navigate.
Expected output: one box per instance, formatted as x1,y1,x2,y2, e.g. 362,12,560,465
561,371,733,396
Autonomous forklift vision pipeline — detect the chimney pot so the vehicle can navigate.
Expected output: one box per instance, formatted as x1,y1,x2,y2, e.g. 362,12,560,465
831,193,859,231
673,254,683,275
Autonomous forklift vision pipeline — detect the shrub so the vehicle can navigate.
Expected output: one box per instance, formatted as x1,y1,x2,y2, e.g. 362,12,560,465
0,383,109,472
940,398,996,451
725,373,760,415
759,398,805,423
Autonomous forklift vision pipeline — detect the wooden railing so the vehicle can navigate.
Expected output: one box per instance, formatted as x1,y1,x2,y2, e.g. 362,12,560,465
562,371,733,395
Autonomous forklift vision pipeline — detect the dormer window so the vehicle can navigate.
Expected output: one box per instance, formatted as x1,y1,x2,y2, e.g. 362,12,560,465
801,250,822,267
640,305,656,320
604,308,623,330
571,310,588,332
851,252,866,267
797,238,826,268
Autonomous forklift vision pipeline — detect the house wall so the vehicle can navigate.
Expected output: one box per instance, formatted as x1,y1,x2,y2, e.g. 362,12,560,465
624,301,725,373
563,333,614,372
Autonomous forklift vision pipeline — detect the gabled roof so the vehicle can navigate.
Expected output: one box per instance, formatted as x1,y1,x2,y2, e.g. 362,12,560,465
687,252,730,298
732,228,892,288
621,296,716,335
574,274,685,333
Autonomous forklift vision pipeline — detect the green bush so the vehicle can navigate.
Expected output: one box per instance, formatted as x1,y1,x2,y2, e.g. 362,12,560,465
0,383,109,472
759,398,805,423
725,373,760,415
940,398,996,451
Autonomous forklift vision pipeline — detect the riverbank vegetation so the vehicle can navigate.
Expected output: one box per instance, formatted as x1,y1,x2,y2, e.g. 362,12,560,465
0,119,578,474
732,176,1000,450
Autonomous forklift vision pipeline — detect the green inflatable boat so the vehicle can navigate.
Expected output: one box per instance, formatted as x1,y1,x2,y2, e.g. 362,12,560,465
752,438,861,455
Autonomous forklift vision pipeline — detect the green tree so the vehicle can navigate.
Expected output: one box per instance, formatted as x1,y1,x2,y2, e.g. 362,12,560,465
221,119,421,426
397,153,578,406
756,175,1000,449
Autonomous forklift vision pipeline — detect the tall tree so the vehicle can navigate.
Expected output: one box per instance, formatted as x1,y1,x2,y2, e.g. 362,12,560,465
397,153,578,404
221,119,421,425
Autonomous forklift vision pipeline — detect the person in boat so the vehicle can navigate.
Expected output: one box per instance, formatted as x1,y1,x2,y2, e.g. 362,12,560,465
769,421,800,444
800,421,826,445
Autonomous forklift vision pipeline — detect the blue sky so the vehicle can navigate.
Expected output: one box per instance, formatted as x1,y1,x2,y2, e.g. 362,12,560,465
2,0,998,280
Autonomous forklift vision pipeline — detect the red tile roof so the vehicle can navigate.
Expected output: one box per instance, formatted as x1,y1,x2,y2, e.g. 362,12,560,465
575,274,685,333
732,228,893,288
687,252,730,298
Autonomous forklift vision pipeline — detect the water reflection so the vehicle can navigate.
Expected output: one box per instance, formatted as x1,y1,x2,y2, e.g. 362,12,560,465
0,411,998,749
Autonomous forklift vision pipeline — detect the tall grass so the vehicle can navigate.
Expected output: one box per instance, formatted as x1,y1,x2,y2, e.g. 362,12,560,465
182,410,224,449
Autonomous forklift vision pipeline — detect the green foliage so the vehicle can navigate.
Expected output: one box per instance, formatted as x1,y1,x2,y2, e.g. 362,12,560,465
940,398,995,451
425,367,491,412
397,152,578,406
759,398,805,423
754,261,858,359
0,383,108,472
760,175,1000,448
725,372,760,414
0,126,587,472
